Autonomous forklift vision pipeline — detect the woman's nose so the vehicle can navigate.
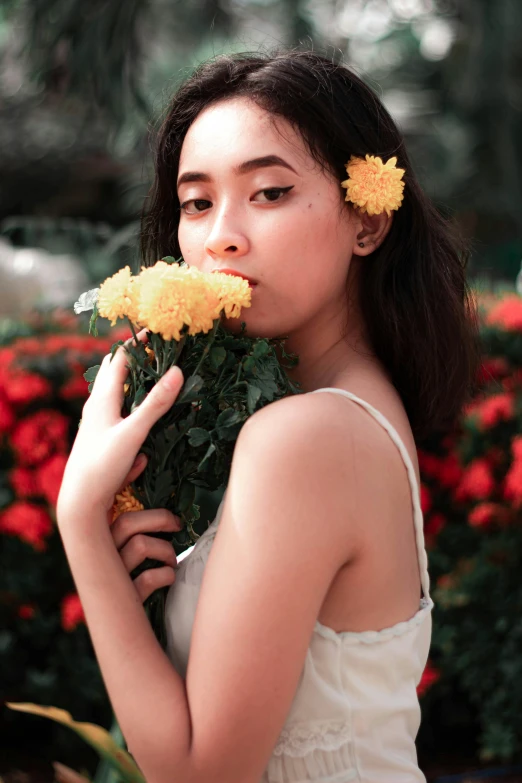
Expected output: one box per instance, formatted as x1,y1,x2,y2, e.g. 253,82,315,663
204,214,249,258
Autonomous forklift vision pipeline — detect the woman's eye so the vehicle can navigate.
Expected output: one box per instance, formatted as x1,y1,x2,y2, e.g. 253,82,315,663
179,186,293,215
179,199,211,215
254,186,294,203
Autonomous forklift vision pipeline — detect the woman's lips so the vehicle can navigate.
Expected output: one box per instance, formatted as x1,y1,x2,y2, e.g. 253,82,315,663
214,269,257,286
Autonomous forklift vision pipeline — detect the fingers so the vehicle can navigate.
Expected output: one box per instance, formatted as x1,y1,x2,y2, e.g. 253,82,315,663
120,365,184,445
111,507,181,550
125,328,149,347
134,566,176,604
91,331,150,417
119,533,178,573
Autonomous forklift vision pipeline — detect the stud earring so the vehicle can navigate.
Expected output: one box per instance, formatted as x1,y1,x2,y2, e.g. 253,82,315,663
358,242,365,248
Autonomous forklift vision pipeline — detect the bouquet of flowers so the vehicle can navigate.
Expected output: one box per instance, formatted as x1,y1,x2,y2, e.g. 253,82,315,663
74,256,301,648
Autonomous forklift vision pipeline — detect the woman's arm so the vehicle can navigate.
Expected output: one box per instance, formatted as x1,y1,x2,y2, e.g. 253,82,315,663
60,391,364,783
59,512,194,779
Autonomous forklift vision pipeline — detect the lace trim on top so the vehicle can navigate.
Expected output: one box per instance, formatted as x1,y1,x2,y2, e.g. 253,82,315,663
272,720,353,757
313,595,434,645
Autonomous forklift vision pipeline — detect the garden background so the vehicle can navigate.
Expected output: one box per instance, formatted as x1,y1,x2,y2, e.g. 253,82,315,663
1,0,522,781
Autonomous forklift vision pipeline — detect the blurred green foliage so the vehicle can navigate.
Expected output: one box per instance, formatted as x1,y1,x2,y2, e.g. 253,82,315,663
0,0,520,285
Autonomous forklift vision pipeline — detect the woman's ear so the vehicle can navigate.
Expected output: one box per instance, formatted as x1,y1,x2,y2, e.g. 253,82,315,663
352,208,393,256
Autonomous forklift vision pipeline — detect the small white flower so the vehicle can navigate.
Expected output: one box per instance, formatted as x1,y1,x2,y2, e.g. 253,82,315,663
73,288,100,314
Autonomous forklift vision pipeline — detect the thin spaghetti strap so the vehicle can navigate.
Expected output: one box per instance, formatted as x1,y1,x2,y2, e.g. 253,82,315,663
309,387,431,602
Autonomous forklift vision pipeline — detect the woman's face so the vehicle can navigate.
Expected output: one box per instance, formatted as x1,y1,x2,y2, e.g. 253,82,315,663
177,96,359,339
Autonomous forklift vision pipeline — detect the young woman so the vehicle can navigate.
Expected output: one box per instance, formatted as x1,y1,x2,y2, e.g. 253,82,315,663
57,50,481,783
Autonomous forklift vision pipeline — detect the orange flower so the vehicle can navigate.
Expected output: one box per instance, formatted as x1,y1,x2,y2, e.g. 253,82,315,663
341,155,406,216
111,485,144,523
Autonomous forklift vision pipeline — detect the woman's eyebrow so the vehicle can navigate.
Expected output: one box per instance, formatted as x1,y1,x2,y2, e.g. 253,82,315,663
176,154,297,189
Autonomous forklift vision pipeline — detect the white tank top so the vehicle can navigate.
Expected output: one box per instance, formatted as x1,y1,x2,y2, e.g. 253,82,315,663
164,388,435,783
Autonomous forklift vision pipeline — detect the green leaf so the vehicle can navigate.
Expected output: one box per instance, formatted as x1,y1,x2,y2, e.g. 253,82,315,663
177,374,204,404
247,383,262,413
110,340,125,358
84,364,100,393
177,480,196,514
210,346,227,370
88,302,99,337
242,356,256,373
84,365,100,382
130,385,147,413
215,408,244,441
253,340,270,359
154,470,174,503
197,443,216,471
187,427,211,447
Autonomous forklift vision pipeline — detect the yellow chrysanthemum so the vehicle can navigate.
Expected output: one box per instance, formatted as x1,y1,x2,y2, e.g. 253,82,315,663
97,266,135,326
124,276,142,327
137,263,211,340
208,272,252,319
134,262,251,340
111,485,144,523
341,154,405,217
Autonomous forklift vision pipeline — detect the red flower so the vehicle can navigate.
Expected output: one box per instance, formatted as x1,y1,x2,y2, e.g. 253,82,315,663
474,392,515,429
0,394,15,434
1,371,52,407
0,501,53,551
36,453,68,507
9,466,39,498
11,410,69,467
485,295,522,331
417,660,440,697
18,603,36,619
60,374,89,400
417,450,442,480
420,483,432,514
503,458,522,509
424,512,446,548
437,452,464,490
511,435,522,461
454,457,495,503
468,502,511,530
476,356,510,385
61,593,86,632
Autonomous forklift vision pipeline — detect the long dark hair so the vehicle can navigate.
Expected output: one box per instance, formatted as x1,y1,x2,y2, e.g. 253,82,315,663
140,48,482,444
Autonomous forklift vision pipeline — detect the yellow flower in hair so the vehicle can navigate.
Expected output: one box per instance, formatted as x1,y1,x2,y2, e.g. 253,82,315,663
341,154,405,217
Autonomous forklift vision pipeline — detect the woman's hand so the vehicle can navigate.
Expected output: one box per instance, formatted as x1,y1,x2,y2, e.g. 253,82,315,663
56,328,184,529
110,453,184,603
